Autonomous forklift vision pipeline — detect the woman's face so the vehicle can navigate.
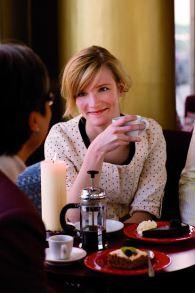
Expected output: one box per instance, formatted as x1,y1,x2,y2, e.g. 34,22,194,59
75,65,121,129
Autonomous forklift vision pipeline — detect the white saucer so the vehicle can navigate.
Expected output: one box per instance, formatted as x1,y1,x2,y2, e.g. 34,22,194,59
45,247,87,264
106,219,124,233
74,219,124,233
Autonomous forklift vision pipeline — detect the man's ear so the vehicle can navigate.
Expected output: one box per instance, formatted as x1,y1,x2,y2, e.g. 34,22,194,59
28,111,40,132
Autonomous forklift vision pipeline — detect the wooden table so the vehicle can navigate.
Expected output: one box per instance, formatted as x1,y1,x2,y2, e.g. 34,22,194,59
45,225,195,292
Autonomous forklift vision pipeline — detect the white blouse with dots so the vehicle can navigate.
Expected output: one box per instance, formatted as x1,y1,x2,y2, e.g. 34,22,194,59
44,115,167,220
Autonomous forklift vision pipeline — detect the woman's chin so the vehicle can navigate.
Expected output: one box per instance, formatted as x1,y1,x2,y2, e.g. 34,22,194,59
90,117,111,127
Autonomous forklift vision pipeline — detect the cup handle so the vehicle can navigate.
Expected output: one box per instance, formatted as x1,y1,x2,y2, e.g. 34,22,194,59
60,244,68,259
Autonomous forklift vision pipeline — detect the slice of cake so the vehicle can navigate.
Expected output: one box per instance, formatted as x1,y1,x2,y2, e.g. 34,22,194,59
107,247,148,269
142,219,190,238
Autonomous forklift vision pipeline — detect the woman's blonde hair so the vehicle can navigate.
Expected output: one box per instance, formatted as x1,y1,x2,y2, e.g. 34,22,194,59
61,45,131,117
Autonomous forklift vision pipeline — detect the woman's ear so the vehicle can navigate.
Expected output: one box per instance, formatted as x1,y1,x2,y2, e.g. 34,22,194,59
118,83,124,95
28,111,40,133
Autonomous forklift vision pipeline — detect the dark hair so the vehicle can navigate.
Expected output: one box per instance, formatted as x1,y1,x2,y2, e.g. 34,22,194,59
0,43,50,155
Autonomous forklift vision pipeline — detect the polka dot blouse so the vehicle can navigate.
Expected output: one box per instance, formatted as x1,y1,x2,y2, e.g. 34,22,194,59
44,115,167,220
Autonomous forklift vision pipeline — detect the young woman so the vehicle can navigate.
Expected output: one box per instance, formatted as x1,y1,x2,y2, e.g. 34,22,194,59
45,45,167,224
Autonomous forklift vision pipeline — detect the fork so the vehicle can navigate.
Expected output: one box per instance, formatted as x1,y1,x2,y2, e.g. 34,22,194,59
147,250,155,277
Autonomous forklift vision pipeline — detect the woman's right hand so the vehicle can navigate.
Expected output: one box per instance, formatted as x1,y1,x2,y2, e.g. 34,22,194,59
91,115,144,155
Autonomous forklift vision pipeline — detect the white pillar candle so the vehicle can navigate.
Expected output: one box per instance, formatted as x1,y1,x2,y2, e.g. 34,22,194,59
41,159,67,231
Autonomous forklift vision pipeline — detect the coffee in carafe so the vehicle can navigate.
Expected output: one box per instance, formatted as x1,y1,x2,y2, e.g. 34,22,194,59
80,170,107,251
60,170,107,252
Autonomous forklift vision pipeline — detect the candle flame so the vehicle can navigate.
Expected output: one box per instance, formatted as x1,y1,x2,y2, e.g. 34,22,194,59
52,153,57,163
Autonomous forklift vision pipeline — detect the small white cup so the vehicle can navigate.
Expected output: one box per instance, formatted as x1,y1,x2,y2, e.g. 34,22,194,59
112,115,149,137
48,235,73,260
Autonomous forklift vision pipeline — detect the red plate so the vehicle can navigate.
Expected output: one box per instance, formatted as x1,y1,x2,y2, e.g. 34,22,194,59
84,248,171,276
124,221,195,244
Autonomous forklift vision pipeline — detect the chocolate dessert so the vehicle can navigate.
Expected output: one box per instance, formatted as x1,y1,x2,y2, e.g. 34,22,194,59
142,220,190,238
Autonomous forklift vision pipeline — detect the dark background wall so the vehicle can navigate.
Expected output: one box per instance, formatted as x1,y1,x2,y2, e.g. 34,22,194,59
0,0,65,164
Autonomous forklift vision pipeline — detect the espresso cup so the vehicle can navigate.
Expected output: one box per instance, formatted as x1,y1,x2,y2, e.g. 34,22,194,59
112,115,149,137
48,234,73,260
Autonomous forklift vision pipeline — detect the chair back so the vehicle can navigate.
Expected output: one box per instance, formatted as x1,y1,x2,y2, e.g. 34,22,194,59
161,130,192,220
17,162,41,214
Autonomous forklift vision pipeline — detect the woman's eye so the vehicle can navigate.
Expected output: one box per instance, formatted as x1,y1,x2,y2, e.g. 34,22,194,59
99,87,109,92
77,91,86,97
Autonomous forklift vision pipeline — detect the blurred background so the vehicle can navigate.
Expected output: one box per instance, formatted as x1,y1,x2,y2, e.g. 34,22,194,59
0,0,194,162
174,0,194,127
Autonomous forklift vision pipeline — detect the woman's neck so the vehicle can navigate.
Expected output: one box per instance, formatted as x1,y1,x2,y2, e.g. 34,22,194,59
86,122,108,142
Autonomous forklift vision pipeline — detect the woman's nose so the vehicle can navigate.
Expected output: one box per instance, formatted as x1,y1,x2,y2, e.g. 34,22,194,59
88,93,98,106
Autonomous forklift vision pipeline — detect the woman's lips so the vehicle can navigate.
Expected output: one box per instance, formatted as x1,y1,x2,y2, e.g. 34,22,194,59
88,108,108,115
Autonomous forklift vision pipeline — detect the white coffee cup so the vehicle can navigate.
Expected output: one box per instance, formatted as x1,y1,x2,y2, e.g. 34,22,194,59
112,115,149,137
48,235,73,260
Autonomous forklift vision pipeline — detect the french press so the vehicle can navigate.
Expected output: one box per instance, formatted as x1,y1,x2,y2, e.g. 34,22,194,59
60,170,107,252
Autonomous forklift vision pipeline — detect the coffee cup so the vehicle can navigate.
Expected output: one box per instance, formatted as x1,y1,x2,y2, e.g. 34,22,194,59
48,234,73,260
112,115,149,137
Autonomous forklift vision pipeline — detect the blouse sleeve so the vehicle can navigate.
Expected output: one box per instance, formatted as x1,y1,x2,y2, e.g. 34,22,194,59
179,171,195,225
129,119,167,218
44,123,79,190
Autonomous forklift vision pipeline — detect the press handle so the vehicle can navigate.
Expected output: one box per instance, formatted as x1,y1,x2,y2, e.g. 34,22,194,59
87,170,99,188
60,203,80,232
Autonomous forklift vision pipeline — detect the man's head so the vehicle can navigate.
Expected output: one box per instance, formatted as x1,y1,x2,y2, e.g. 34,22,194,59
0,43,52,157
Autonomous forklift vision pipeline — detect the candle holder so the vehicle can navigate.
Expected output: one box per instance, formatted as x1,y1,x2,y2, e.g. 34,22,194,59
46,224,77,240
63,223,78,236
46,230,65,240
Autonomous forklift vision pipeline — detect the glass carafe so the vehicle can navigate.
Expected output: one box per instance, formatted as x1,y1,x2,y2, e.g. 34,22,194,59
60,170,107,252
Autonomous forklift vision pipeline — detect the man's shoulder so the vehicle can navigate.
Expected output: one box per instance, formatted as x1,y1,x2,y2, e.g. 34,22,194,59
0,171,34,209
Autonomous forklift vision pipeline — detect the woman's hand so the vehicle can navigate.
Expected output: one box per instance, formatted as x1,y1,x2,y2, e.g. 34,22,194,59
91,115,145,154
124,211,153,224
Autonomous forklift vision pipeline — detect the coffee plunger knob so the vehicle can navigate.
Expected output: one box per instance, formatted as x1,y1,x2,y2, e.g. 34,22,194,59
87,170,99,177
87,170,99,188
